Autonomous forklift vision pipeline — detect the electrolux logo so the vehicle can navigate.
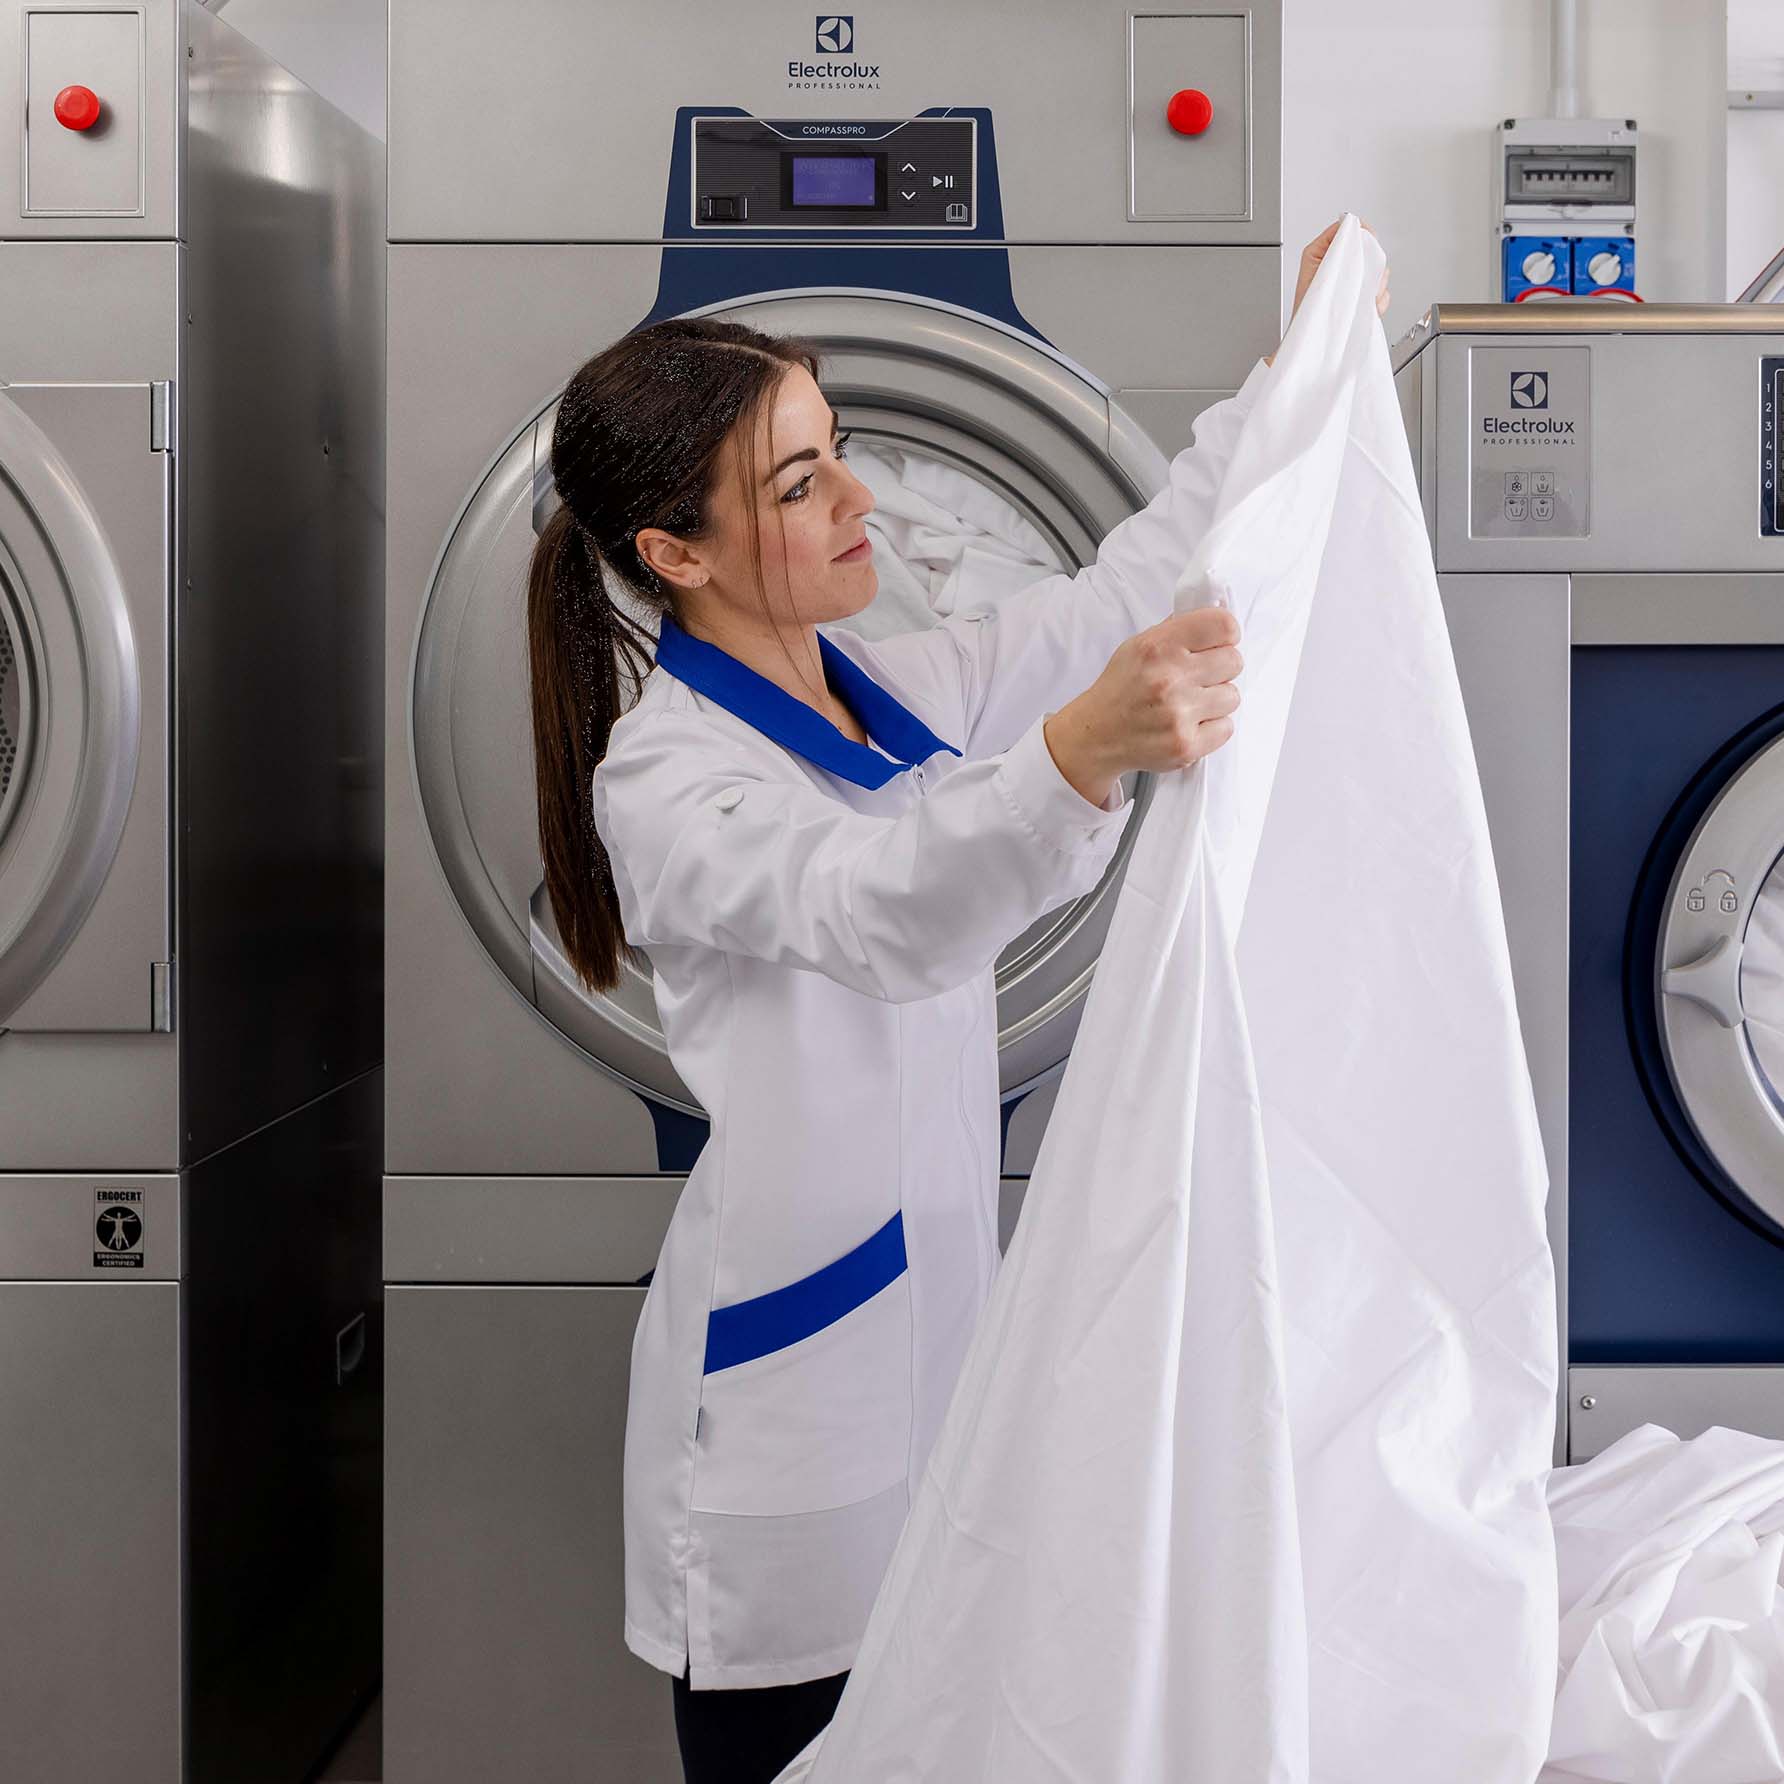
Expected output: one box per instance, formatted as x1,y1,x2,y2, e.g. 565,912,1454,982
1510,371,1549,410
1481,367,1575,441
789,14,881,89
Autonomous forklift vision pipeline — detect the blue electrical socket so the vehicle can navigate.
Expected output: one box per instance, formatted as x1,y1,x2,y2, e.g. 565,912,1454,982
1570,236,1636,295
1503,235,1574,301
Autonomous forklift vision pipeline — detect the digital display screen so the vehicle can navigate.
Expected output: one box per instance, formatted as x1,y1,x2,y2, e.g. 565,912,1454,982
789,154,881,208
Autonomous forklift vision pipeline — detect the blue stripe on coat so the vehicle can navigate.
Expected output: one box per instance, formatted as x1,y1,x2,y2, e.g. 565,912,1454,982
703,1211,908,1375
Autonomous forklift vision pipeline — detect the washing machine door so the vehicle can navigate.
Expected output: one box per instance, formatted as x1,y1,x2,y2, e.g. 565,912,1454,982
0,384,156,1032
1656,731,1784,1228
412,290,1176,1114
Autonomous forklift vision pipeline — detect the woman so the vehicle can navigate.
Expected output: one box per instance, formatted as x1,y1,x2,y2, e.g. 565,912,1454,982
528,219,1388,1784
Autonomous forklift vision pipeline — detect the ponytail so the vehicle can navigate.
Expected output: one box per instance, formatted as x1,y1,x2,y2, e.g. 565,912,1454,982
526,503,646,992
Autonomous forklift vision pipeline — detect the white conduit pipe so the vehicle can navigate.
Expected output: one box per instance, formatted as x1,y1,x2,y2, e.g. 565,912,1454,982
1550,0,1580,119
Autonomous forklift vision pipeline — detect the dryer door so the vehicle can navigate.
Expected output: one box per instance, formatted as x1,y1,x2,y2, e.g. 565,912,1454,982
0,383,166,1034
412,291,1175,1114
1656,731,1784,1228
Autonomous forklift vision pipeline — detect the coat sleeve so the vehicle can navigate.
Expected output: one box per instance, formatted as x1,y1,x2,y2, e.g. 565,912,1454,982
865,358,1271,760
591,709,1131,1005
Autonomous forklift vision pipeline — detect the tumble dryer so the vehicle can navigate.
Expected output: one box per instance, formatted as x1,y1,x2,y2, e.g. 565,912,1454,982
0,4,383,1779
1392,304,1784,1469
384,2,1281,1775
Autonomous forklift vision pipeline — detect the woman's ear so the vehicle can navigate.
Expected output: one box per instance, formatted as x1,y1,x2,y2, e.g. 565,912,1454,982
635,526,708,593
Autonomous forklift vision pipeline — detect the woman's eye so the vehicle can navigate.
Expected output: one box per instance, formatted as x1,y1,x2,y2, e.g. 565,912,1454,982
781,431,854,504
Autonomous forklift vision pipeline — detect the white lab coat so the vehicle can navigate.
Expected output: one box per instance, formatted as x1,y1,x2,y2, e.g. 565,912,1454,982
591,357,1268,1690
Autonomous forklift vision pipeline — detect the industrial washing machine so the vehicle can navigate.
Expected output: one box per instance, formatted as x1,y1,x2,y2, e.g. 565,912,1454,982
383,0,1281,1774
0,4,383,1779
1391,303,1784,1470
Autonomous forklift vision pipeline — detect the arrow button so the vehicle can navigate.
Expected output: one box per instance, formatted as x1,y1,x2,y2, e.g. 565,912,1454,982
900,161,916,173
900,189,916,202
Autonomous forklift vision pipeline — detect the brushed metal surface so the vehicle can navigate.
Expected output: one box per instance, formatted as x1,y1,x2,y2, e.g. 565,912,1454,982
389,0,1282,248
1436,573,1572,1468
184,1070,382,1784
0,1279,183,1784
177,1,385,1158
1568,1365,1784,1463
384,1283,680,1783
0,0,179,241
0,384,157,1035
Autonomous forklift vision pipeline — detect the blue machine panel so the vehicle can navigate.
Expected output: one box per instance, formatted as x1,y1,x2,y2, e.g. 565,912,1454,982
1570,646,1784,1362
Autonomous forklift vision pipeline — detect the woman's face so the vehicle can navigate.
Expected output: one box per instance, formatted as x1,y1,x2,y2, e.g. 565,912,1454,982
649,364,878,628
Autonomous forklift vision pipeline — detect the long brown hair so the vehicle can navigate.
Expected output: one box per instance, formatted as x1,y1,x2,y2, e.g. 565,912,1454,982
526,316,821,994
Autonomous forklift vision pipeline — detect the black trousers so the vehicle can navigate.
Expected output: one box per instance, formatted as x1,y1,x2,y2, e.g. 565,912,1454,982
672,1666,849,1784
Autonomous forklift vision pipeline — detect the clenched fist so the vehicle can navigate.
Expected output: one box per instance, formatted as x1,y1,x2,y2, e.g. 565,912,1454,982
1043,605,1243,807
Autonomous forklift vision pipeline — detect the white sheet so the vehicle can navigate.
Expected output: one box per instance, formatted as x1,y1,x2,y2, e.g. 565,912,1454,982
839,441,1066,641
1541,1423,1784,1784
778,213,1559,1783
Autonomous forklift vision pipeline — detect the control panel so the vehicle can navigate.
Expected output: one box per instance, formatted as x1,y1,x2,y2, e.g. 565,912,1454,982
1764,357,1783,539
691,115,974,230
1467,345,1591,539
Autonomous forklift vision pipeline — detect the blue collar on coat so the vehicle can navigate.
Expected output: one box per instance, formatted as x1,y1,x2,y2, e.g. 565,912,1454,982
653,613,962,791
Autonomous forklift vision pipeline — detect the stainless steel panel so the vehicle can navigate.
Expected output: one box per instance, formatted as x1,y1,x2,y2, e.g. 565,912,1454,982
1568,1364,1784,1463
1007,243,1279,390
177,2,385,1158
1129,12,1250,221
184,1070,382,1784
1467,345,1590,540
0,0,178,239
0,1170,179,1276
388,0,1281,247
1,381,169,1036
1437,573,1572,1467
385,1284,679,1783
1394,301,1784,360
23,5,147,218
1572,571,1784,644
384,1174,684,1283
0,1030,178,1166
0,1278,181,1784
384,244,696,1178
0,239,179,377
1402,314,1784,573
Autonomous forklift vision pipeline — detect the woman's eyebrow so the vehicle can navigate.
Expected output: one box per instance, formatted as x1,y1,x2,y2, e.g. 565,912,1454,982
765,409,841,483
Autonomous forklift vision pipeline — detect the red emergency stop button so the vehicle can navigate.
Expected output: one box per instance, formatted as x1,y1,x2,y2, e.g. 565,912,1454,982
53,84,102,131
1166,88,1213,136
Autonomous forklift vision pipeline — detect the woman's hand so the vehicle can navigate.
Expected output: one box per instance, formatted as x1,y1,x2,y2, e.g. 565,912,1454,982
1043,607,1243,807
1264,217,1391,365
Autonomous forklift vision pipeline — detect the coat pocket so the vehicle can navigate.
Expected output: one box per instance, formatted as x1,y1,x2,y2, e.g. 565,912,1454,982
690,1216,914,1518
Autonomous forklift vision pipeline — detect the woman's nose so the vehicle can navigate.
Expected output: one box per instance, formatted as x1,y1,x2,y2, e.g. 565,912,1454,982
842,467,875,520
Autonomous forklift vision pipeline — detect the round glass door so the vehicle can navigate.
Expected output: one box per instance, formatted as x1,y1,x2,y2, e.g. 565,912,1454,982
413,290,1169,1115
1656,731,1784,1228
0,392,138,1022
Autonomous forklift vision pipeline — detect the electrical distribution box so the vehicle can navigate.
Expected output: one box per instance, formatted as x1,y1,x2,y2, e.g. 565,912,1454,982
1494,116,1637,303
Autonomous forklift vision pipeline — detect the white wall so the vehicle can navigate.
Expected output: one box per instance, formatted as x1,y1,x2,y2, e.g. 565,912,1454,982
1727,0,1784,298
1283,0,1727,340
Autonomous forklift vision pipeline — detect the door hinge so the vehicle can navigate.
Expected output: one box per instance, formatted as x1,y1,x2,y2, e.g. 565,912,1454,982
150,381,174,453
151,961,176,1031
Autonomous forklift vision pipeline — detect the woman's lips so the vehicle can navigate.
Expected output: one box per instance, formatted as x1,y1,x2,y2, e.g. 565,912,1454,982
834,537,872,562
